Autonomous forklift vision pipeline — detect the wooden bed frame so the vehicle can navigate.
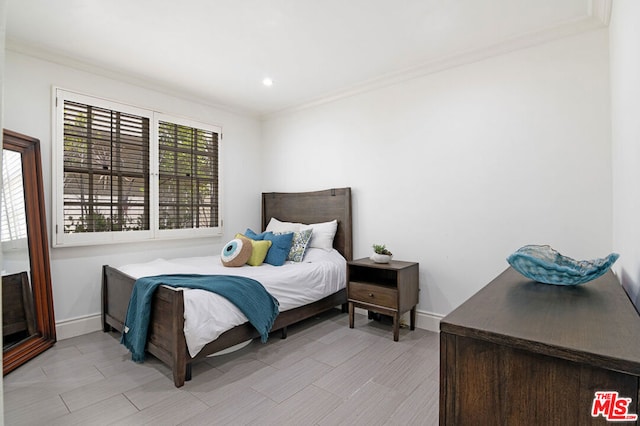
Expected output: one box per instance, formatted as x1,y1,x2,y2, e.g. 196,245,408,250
102,187,352,387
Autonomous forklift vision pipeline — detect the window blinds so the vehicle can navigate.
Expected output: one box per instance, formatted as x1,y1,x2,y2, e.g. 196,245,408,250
62,100,150,233
158,121,219,230
1,150,27,243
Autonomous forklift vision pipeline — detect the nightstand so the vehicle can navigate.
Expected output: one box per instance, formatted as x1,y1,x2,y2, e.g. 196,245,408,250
347,258,419,341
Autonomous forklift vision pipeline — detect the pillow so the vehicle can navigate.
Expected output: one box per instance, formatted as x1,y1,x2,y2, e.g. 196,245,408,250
285,229,313,262
267,218,338,250
236,234,272,266
220,238,252,267
303,220,338,250
265,218,300,233
244,228,294,266
244,228,268,240
301,247,333,263
263,232,294,266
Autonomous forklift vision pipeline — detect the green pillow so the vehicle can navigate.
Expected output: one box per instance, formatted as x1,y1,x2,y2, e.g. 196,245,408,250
236,234,272,266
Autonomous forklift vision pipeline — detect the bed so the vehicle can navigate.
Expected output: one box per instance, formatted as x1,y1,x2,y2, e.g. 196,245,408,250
101,187,353,387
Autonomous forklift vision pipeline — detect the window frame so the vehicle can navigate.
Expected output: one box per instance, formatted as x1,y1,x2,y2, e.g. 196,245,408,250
52,88,223,247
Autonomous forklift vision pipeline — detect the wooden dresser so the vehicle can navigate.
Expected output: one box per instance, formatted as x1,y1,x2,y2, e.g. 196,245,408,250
440,267,640,425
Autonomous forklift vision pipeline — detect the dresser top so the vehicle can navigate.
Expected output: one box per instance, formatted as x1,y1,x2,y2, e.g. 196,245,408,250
441,267,640,375
348,258,418,270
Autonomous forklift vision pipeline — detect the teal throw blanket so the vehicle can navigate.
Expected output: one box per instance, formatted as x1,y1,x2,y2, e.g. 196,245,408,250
121,274,280,362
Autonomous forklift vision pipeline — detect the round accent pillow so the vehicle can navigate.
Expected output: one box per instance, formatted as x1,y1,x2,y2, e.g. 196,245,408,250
221,238,252,267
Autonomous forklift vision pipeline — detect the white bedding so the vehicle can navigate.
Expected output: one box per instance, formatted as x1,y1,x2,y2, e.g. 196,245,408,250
116,248,346,357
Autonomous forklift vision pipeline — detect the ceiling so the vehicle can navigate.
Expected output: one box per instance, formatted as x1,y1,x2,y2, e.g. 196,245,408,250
5,0,610,117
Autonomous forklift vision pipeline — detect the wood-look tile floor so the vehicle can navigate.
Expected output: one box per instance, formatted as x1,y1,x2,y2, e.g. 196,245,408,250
3,310,439,425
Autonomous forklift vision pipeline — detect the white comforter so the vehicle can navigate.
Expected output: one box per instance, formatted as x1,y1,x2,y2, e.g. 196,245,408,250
116,248,346,357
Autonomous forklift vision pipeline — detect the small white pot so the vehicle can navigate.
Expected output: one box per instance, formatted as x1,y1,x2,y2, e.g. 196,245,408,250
370,253,392,263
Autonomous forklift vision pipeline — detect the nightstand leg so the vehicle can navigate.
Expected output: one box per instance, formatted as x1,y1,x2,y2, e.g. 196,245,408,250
348,302,354,328
393,314,400,341
410,307,416,331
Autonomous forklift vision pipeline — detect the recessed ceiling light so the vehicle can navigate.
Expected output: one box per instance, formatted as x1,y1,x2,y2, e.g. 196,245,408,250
262,78,273,87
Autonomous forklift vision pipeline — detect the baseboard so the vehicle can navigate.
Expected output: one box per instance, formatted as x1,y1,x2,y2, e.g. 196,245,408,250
415,309,443,333
56,314,103,340
354,307,442,333
57,307,443,341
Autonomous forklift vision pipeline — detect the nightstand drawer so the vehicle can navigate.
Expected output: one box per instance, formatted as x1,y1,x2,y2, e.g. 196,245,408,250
349,281,397,309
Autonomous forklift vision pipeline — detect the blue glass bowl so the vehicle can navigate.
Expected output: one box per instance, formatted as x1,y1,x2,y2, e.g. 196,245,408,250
507,245,619,285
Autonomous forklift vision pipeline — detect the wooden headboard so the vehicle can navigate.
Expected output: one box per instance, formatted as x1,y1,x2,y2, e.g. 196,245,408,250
261,188,353,261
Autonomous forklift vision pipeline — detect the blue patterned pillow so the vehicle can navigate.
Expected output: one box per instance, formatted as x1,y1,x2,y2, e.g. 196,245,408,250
285,229,313,262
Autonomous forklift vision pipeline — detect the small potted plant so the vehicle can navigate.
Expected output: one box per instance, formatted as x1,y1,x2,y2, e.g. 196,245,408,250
371,244,393,263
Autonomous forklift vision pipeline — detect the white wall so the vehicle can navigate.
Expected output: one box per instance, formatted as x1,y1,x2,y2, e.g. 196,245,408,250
610,0,640,309
3,50,263,335
262,29,612,321
1,25,617,336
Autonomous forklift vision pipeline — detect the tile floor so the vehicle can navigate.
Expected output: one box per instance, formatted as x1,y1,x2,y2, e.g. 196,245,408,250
3,310,440,425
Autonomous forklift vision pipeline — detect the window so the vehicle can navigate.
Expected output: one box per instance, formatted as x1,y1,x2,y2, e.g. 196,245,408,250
62,100,151,234
158,120,219,230
1,150,28,248
53,89,222,247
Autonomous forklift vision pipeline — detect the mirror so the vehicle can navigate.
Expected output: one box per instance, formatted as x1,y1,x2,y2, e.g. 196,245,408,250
2,129,56,375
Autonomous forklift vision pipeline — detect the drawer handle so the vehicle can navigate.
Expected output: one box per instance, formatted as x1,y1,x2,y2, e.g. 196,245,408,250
368,293,374,298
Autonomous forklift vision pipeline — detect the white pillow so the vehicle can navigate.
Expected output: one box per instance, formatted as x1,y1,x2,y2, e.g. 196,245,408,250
302,247,335,262
267,218,337,251
302,219,338,251
265,218,300,233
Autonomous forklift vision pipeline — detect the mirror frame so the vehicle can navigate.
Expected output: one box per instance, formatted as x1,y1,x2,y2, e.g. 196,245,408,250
3,129,56,375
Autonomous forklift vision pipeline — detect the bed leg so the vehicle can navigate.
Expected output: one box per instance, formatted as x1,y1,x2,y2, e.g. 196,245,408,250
341,303,348,313
101,266,110,333
185,363,192,381
171,289,188,388
173,368,186,388
281,327,288,339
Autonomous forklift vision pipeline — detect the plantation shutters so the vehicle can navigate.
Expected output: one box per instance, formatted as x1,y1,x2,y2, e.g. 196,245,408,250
1,150,27,243
62,100,150,234
158,122,219,230
54,89,222,247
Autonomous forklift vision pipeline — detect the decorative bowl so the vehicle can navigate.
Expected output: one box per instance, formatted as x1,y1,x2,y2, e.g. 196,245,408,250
506,245,619,285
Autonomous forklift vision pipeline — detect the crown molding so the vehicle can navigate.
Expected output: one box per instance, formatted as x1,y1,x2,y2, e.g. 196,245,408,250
4,5,611,122
263,13,610,120
590,0,613,25
5,37,259,119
